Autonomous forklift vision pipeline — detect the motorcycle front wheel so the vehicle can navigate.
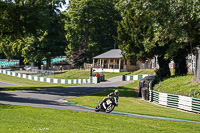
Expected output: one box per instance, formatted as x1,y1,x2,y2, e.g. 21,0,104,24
95,104,101,112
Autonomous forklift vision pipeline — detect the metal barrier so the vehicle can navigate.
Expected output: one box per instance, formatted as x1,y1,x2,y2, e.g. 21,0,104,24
151,90,200,113
139,75,155,98
122,74,152,81
139,75,200,113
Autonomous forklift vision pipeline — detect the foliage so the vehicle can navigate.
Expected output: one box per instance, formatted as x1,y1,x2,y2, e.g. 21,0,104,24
116,0,200,78
64,0,121,66
68,39,88,67
0,0,67,68
116,0,154,61
116,0,172,79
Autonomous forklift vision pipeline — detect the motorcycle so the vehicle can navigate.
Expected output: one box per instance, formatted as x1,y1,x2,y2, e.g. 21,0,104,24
95,97,118,113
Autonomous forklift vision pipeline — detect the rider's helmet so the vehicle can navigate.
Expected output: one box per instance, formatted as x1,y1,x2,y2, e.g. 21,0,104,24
114,90,120,96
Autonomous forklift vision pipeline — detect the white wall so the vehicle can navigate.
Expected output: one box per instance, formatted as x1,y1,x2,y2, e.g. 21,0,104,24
93,68,120,73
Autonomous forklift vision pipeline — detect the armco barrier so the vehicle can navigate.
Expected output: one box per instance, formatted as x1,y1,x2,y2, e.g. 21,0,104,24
122,74,151,81
150,90,200,113
0,69,101,84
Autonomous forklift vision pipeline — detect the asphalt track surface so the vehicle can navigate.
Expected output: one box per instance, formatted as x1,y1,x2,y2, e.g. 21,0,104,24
0,81,20,86
0,76,200,124
0,76,131,111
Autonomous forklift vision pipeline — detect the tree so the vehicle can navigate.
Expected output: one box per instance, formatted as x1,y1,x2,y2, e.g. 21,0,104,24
116,0,200,79
64,0,121,66
0,0,67,69
172,0,200,76
69,39,88,68
116,0,171,79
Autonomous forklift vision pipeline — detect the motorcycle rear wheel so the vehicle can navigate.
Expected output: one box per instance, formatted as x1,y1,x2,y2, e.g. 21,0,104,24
105,104,115,113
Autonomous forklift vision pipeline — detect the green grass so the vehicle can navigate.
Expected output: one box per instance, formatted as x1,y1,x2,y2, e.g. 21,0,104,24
154,74,200,98
53,69,130,80
126,69,175,76
0,104,199,133
127,69,156,75
30,69,155,80
67,81,200,122
103,72,130,80
52,69,155,80
53,69,90,79
0,73,76,91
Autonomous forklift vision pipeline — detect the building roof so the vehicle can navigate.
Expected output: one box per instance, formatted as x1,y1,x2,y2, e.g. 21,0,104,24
93,49,123,59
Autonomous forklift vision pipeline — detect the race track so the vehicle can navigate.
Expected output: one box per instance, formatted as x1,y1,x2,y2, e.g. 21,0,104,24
0,76,199,124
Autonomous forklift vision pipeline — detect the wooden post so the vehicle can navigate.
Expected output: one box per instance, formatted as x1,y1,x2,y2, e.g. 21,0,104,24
114,59,115,69
100,59,102,68
119,59,121,72
108,59,110,69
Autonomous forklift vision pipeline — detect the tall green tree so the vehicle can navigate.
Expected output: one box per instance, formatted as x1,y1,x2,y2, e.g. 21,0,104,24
0,0,67,69
116,0,171,79
64,0,121,67
116,0,200,79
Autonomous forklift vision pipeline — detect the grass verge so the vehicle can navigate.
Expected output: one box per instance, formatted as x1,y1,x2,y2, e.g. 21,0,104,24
67,81,200,122
52,69,130,80
103,72,130,80
0,104,199,133
53,69,90,79
154,74,200,98
127,69,156,75
0,73,76,91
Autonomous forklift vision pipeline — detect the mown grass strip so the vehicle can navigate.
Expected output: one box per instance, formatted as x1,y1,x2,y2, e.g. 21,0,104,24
0,73,76,91
51,69,130,80
0,104,200,133
63,101,200,124
154,74,200,98
127,69,155,75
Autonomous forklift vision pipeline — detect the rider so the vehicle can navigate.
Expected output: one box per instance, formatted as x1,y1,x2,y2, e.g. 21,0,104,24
102,90,120,108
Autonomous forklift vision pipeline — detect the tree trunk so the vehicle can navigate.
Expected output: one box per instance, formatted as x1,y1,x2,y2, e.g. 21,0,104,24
173,48,188,76
156,55,171,80
37,60,41,70
19,57,24,66
174,55,187,76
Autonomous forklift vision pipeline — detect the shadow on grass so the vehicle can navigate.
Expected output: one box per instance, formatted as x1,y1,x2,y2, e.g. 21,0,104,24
0,103,22,109
91,86,137,98
54,71,66,74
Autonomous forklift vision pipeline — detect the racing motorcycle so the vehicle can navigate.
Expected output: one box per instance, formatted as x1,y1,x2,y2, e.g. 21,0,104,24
95,97,118,113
